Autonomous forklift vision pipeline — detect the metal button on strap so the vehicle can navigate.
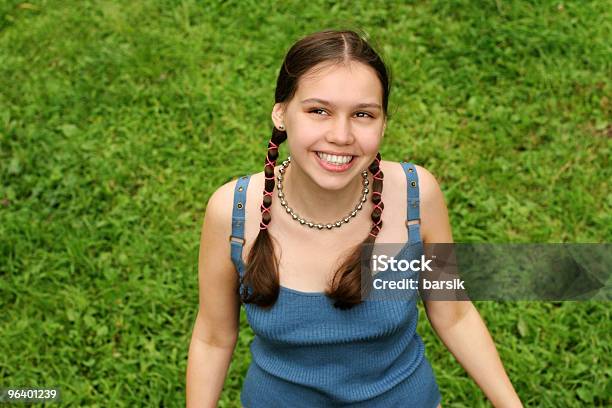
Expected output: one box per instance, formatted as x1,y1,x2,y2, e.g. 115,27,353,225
237,202,243,209
238,186,243,192
411,181,417,187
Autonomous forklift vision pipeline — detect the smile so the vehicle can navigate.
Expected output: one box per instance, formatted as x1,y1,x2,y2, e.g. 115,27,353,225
314,151,356,173
315,152,354,165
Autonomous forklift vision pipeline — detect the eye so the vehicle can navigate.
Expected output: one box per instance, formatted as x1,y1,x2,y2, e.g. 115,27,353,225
309,108,374,118
309,108,327,115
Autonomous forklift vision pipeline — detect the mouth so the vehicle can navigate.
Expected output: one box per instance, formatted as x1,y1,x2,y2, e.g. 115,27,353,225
314,151,356,172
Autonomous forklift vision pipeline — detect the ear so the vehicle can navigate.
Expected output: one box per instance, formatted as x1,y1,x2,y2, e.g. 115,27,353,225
271,103,285,129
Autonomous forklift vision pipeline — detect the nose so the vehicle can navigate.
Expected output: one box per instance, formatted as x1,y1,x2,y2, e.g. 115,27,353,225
325,117,354,145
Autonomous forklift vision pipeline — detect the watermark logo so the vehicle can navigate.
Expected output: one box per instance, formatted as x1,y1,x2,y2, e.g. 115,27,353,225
360,243,611,301
371,254,433,272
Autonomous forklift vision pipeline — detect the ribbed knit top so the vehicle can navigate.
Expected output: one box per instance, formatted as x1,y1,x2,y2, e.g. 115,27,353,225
229,162,441,407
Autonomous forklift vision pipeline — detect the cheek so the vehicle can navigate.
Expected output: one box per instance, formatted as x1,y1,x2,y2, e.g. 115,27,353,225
287,130,319,151
359,135,382,155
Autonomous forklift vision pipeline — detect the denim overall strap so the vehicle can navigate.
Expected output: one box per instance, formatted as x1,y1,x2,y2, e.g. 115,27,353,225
230,175,250,274
400,162,421,244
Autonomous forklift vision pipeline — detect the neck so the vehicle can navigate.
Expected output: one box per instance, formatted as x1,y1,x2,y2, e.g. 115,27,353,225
280,161,369,224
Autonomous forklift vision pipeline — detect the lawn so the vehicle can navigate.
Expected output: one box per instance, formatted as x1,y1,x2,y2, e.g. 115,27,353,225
0,0,610,406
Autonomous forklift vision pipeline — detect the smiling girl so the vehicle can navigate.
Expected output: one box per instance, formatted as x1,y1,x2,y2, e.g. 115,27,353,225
186,29,522,408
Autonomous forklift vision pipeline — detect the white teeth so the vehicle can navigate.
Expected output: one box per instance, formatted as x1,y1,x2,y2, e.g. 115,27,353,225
316,152,353,165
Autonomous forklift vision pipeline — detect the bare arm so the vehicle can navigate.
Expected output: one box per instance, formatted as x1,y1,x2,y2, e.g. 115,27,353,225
186,181,241,408
418,166,523,408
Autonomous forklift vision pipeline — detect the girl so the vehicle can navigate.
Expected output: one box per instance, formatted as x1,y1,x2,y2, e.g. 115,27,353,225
186,29,523,408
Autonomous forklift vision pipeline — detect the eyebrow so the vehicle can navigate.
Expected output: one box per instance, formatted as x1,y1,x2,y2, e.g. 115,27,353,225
300,98,382,110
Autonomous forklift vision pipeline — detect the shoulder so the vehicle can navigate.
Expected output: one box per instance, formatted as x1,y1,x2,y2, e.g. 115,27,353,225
204,172,264,229
413,164,452,243
380,160,450,242
206,172,264,209
205,178,237,220
379,159,442,200
413,164,445,207
199,181,235,253
203,176,244,236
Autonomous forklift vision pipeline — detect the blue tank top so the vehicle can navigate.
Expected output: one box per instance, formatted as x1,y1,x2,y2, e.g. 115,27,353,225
229,162,442,408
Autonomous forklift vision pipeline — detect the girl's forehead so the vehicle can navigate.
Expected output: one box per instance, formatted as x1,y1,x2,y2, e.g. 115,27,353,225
294,62,383,105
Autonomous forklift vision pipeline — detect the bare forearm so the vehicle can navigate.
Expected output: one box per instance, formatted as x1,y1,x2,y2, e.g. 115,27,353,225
186,337,235,408
432,303,522,408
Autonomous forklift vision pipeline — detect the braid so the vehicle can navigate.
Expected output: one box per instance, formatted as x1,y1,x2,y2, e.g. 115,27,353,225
260,129,287,229
368,152,384,238
241,127,286,307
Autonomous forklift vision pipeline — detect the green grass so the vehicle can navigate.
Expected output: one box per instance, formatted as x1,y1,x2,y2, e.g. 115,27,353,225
1,0,610,406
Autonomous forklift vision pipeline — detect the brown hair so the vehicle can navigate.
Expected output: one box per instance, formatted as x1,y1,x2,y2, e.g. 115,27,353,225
240,29,392,310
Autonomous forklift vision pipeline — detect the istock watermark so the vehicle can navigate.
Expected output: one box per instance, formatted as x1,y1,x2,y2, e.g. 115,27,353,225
371,254,465,292
359,243,612,301
371,254,433,272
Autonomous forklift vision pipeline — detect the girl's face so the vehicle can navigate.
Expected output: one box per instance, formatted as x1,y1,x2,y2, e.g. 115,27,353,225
272,60,386,191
